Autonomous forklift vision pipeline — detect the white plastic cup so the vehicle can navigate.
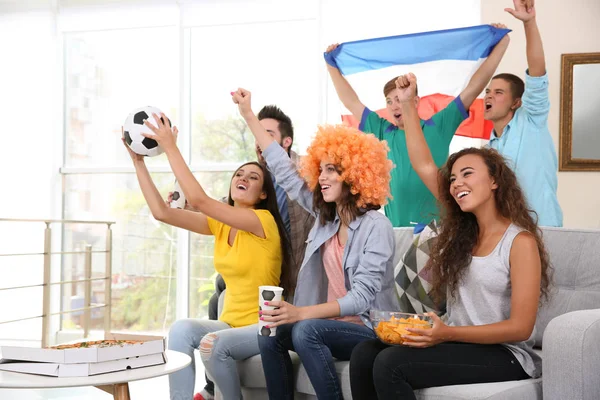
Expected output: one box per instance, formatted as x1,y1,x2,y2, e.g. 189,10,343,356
258,285,283,337
170,179,186,209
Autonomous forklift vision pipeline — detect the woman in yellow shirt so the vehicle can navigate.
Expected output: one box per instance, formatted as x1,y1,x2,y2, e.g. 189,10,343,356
121,117,292,400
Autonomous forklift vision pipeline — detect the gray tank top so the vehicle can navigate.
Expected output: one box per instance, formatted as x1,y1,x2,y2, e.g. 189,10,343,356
446,223,541,378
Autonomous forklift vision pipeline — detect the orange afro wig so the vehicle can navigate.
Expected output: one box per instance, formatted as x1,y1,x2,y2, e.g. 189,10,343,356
300,124,393,208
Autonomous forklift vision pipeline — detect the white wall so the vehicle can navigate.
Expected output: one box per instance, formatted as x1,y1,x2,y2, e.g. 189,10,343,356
482,0,600,228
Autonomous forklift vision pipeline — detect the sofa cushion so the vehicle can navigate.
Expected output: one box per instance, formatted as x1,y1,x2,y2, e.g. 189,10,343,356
237,353,299,388
295,359,353,399
415,378,542,400
395,221,444,314
535,227,600,347
238,356,542,400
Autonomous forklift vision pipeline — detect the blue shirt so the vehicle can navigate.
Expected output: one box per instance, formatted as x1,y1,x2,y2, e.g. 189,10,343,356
271,174,291,237
487,72,563,227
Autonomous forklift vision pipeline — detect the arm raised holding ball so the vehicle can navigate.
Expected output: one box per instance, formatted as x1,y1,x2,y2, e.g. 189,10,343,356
125,114,267,239
122,129,211,235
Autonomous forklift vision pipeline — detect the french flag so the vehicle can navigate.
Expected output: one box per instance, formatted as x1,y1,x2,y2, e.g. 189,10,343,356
324,25,510,139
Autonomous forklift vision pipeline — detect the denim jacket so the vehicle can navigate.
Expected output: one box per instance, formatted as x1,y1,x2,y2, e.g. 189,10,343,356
262,142,400,328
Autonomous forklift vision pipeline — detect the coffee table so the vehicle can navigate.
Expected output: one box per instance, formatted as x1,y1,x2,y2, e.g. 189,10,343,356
0,349,190,400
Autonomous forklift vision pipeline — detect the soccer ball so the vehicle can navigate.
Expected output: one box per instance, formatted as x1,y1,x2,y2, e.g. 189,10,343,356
123,106,171,157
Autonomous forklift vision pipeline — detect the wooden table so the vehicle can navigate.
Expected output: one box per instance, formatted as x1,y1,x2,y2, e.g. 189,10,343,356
0,350,190,400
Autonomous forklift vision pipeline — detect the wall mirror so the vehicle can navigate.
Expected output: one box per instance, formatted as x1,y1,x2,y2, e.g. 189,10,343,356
559,52,600,171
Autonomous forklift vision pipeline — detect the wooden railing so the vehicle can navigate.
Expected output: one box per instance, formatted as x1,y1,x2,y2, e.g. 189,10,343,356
0,218,114,347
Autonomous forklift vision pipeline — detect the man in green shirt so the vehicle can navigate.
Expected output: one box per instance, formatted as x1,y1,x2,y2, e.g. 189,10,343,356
325,28,510,227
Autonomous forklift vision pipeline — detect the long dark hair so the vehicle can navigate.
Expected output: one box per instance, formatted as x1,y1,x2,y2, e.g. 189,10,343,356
227,162,295,295
429,148,551,303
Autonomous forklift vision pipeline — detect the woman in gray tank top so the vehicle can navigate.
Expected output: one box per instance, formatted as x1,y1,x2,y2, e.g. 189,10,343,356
350,73,552,399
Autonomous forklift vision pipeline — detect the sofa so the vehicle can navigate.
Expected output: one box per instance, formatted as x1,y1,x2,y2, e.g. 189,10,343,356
224,227,600,399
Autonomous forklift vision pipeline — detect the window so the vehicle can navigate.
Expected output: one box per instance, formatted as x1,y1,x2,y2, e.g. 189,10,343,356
61,12,321,333
63,173,178,332
64,27,178,168
189,19,319,162
0,0,482,343
63,26,179,332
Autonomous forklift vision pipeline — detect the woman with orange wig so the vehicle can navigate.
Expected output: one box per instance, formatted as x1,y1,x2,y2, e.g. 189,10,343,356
232,88,400,400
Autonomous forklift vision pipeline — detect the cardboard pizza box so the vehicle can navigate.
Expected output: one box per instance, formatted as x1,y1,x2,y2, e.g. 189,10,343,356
0,333,165,364
0,352,166,377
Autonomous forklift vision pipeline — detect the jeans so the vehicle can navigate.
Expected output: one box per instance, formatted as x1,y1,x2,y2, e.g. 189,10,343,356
258,319,376,400
350,340,530,400
168,319,260,400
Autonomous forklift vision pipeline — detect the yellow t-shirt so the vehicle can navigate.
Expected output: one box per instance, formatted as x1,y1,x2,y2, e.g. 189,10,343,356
207,209,282,327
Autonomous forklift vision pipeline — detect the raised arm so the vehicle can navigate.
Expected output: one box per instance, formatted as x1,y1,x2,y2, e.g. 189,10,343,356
232,88,315,214
459,24,511,109
396,74,440,200
122,137,210,235
139,117,266,238
506,0,545,76
325,44,366,120
231,88,276,154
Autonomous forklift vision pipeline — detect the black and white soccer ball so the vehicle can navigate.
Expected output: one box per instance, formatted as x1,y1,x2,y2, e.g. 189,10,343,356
123,106,171,157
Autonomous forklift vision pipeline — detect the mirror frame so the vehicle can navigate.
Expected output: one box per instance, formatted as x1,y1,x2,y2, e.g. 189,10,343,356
559,52,600,171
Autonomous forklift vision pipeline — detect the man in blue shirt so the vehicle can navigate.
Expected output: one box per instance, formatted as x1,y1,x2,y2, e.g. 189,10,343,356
485,0,562,226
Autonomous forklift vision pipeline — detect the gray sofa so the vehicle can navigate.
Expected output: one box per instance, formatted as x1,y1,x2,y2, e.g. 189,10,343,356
226,227,600,399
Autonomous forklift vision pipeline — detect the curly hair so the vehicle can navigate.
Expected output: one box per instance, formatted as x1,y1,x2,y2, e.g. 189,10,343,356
428,147,551,303
300,124,393,225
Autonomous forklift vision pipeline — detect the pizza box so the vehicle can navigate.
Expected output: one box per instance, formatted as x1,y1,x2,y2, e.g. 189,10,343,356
0,333,165,364
0,352,166,377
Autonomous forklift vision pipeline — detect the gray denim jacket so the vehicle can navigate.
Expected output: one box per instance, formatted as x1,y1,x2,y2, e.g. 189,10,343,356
263,142,399,328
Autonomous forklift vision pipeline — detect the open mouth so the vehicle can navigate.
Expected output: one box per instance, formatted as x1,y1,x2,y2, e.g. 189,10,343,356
236,184,248,191
321,184,331,192
485,103,492,111
394,113,402,119
457,191,471,200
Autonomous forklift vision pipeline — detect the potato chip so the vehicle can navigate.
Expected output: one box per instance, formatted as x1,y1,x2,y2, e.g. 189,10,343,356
374,316,432,345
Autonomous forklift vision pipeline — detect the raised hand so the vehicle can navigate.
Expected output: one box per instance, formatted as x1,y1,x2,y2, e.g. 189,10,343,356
491,22,510,44
165,191,196,211
122,127,144,163
325,43,340,53
231,88,253,118
490,22,508,31
505,0,536,22
395,73,418,103
142,113,179,152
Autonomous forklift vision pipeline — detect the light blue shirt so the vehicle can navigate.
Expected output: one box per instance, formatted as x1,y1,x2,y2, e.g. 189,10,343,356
487,72,563,227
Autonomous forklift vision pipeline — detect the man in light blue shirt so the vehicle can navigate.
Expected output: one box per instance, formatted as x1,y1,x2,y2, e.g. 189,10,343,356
484,1,562,226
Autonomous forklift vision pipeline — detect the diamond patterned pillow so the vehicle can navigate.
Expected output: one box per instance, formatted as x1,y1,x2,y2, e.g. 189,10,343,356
394,220,445,314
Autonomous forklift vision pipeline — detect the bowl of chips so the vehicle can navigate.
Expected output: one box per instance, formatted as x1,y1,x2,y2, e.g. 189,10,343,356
370,310,433,345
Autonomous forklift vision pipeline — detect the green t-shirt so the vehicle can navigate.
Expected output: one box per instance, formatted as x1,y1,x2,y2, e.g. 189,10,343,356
360,97,468,227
